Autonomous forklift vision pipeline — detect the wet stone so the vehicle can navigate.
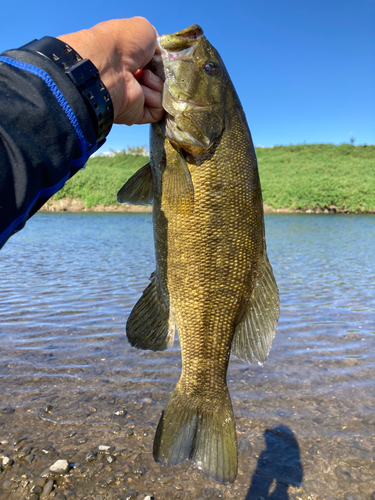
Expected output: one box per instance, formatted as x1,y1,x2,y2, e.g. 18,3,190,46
85,450,97,462
1,408,15,415
33,478,47,488
144,495,155,500
29,494,39,500
124,492,138,500
114,409,127,416
2,456,14,467
141,398,154,405
30,484,43,494
49,459,70,474
40,478,54,497
159,476,174,485
125,430,134,439
3,479,14,490
132,466,146,477
109,425,121,434
76,437,87,445
41,445,56,454
44,404,53,413
17,445,32,459
98,445,115,454
202,488,216,498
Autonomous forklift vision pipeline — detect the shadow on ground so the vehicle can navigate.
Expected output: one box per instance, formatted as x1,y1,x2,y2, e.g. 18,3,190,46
246,426,303,500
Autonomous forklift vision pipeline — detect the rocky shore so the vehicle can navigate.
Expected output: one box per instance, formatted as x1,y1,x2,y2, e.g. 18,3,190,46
39,199,373,215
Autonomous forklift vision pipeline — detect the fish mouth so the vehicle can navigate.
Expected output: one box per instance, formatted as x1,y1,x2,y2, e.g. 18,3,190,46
159,25,204,53
167,94,208,113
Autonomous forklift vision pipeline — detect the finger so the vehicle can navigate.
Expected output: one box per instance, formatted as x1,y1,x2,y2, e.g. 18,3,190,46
142,85,163,114
140,69,164,92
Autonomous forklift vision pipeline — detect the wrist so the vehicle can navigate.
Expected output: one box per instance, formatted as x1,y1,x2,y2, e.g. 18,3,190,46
22,36,114,147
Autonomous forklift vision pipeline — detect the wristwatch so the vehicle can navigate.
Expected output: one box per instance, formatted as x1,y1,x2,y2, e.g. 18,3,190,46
22,36,114,147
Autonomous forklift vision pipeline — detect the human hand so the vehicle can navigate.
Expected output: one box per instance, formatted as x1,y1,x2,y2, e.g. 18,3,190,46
57,17,164,126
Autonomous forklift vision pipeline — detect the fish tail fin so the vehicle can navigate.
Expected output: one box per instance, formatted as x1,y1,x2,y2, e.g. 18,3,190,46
153,383,237,484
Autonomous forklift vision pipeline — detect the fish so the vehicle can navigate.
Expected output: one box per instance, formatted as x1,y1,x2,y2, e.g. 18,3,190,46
117,24,279,484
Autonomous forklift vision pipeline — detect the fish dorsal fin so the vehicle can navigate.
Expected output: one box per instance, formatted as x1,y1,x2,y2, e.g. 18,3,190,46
126,272,175,351
117,163,153,205
232,255,279,365
162,142,194,212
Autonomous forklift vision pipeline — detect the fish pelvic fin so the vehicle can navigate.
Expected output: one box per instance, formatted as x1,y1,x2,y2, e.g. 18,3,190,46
162,142,194,213
126,272,175,351
232,255,279,365
117,163,153,205
153,383,237,484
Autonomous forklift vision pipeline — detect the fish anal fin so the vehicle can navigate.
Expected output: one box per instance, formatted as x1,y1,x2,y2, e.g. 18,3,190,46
153,383,237,484
126,273,175,351
232,255,279,365
117,163,153,205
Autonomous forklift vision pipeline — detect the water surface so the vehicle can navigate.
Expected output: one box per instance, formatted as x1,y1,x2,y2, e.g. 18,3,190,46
0,213,373,500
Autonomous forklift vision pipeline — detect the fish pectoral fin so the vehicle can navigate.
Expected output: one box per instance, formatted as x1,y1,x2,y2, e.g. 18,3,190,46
232,255,279,365
126,272,175,351
117,163,153,205
162,145,194,211
153,383,237,484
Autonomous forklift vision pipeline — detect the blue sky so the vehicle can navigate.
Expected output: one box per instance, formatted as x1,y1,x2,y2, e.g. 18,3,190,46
2,0,374,151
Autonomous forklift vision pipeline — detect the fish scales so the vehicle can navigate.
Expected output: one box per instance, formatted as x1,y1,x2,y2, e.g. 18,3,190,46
117,24,279,484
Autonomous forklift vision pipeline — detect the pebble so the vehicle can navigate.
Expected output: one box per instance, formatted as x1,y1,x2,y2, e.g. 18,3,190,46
109,425,121,434
2,456,13,467
29,494,39,500
98,445,115,454
33,478,47,488
41,445,56,454
132,466,146,477
18,445,32,458
85,450,97,462
30,485,43,494
76,437,87,445
49,459,70,474
44,404,53,413
143,495,155,500
106,455,115,464
124,492,138,500
114,409,127,416
40,478,54,497
1,408,15,415
141,398,154,405
158,476,174,485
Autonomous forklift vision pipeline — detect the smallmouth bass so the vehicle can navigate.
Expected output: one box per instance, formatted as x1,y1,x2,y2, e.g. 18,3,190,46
118,25,279,484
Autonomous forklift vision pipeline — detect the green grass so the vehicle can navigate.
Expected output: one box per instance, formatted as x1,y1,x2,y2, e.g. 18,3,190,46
257,143,375,212
53,144,375,212
53,152,148,207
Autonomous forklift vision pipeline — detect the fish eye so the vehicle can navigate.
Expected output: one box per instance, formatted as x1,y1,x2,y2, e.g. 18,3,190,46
202,61,218,76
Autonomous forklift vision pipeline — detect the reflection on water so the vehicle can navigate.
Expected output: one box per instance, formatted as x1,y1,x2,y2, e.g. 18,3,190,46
0,213,374,500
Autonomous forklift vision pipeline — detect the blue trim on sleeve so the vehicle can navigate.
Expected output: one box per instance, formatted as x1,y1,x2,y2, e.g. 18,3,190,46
0,56,100,248
0,170,71,248
0,55,93,168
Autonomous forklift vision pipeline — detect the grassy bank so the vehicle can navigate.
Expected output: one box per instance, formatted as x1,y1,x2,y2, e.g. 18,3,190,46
51,144,375,212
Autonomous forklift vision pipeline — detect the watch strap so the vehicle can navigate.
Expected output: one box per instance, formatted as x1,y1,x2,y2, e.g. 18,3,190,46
21,36,114,147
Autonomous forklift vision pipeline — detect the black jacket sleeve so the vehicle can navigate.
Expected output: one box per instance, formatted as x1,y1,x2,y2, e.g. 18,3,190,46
0,46,98,249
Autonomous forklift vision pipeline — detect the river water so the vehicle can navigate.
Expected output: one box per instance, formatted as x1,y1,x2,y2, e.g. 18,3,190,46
0,213,373,500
